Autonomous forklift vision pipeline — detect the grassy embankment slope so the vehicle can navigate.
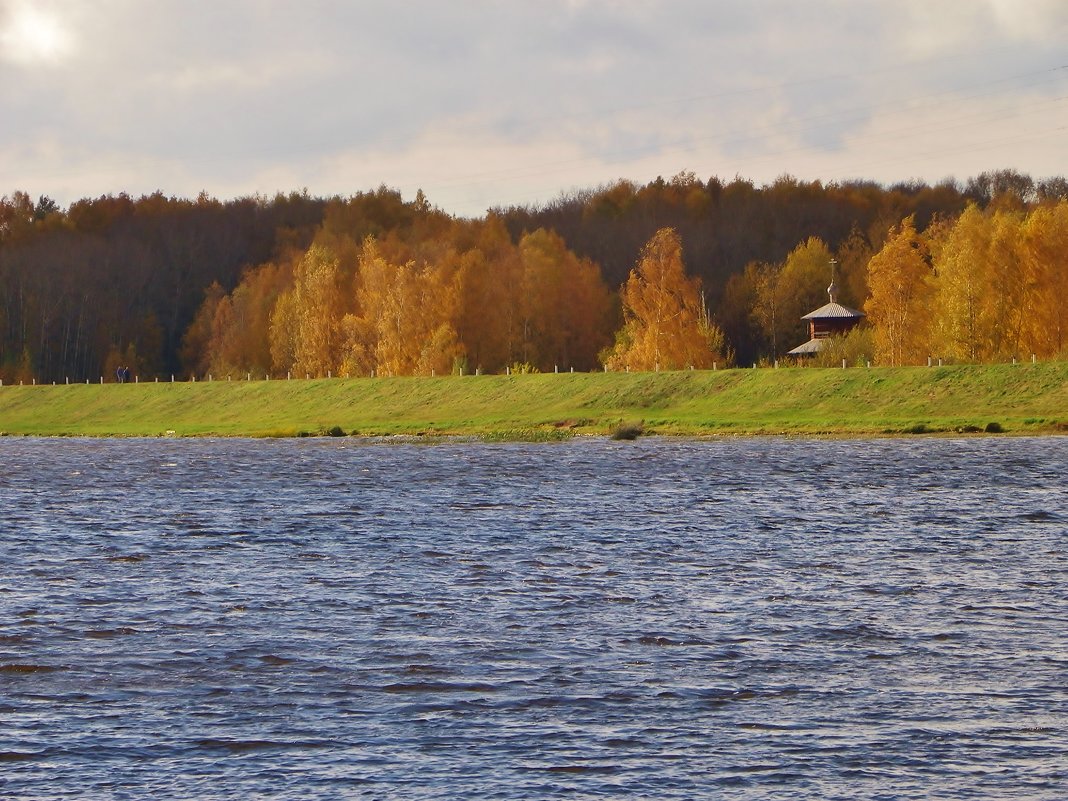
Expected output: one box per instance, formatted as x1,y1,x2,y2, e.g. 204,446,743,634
1,363,1066,438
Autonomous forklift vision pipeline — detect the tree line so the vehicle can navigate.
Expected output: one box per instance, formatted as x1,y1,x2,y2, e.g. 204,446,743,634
0,189,326,382
1,169,1065,382
865,201,1068,366
725,198,1068,367
184,216,619,379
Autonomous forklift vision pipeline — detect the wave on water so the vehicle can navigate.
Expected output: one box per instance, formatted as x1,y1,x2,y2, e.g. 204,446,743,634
1,436,1066,800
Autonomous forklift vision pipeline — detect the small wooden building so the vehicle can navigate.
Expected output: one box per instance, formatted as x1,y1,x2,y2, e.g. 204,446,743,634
787,276,864,357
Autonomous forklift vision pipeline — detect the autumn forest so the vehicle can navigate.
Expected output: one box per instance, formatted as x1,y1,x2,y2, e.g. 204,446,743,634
1,169,1066,384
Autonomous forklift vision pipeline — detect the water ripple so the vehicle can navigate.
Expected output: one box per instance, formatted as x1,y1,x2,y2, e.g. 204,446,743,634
1,436,1066,799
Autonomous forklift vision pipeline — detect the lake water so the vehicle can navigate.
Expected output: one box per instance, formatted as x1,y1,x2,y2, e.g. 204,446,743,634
1,436,1065,799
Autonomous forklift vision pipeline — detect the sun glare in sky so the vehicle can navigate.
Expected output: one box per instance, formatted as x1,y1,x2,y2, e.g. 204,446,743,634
0,3,72,66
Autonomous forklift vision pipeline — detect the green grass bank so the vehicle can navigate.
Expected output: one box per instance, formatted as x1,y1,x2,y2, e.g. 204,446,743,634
1,363,1067,438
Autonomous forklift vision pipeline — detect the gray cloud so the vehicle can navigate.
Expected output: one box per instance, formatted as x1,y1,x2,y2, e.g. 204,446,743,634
2,0,1066,215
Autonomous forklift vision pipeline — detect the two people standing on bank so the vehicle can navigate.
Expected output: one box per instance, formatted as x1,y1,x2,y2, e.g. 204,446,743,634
115,365,131,383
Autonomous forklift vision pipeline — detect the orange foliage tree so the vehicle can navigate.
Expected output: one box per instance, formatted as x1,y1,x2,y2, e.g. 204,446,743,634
187,259,295,378
517,229,612,372
605,227,724,371
453,218,523,373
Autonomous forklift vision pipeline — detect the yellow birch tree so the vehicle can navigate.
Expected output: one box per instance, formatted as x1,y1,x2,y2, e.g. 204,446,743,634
351,237,462,376
865,216,935,366
932,204,989,362
272,245,345,377
1020,201,1068,357
980,210,1027,359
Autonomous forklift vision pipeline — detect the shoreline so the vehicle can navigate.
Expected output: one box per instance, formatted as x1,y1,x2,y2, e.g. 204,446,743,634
2,433,1065,446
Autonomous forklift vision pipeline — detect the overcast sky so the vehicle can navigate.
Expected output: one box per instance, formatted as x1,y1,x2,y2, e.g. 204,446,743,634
2,0,1065,217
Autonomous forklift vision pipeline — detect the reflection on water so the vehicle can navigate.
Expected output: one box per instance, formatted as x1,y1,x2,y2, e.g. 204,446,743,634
1,436,1066,799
